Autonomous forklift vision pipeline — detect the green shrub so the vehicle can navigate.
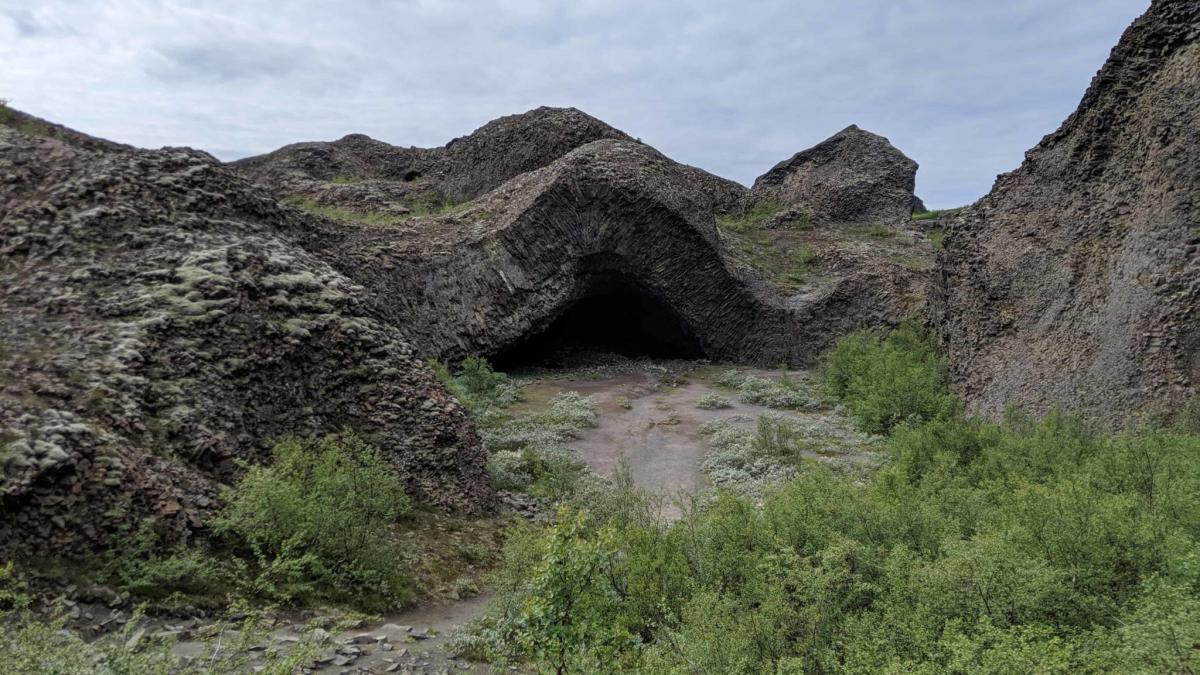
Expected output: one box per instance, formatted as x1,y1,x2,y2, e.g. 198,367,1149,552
0,561,29,611
99,520,235,601
432,356,519,417
820,321,957,434
737,375,819,410
465,384,1200,672
215,434,413,611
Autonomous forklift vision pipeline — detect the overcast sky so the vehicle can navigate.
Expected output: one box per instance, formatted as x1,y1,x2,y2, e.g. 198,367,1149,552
0,1,1147,208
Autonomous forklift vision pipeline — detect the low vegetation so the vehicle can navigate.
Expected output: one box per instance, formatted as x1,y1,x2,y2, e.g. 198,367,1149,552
0,564,324,674
716,200,786,232
820,320,957,434
455,324,1200,673
695,392,732,410
714,368,820,411
928,227,946,249
435,357,598,502
283,194,465,225
0,98,57,138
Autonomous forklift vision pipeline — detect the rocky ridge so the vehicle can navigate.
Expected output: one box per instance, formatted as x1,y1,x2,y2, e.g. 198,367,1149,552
1,102,929,559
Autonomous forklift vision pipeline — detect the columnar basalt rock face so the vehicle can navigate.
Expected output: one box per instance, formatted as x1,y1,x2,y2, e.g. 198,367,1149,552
298,139,926,367
748,125,918,225
0,123,493,560
932,0,1200,423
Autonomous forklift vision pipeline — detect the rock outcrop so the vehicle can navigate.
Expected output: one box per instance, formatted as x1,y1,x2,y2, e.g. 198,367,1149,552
238,110,929,369
233,106,633,211
748,125,918,225
0,121,494,560
932,0,1200,423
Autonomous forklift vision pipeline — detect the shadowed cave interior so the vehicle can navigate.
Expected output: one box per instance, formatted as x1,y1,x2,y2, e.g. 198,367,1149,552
493,277,705,369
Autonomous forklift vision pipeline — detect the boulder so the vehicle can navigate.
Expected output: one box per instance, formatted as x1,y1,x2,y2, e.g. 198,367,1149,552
748,125,918,225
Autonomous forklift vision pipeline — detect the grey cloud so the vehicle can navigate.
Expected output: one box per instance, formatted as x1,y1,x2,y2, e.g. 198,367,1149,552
148,39,324,83
0,0,1150,208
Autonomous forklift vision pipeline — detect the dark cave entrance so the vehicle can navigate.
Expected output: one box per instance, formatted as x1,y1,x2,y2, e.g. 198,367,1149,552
494,280,705,370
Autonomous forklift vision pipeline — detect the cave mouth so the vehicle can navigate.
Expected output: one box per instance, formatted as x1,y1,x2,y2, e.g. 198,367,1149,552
494,280,705,370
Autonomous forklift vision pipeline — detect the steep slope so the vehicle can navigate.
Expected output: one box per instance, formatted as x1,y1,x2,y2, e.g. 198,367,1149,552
932,0,1200,422
0,122,493,560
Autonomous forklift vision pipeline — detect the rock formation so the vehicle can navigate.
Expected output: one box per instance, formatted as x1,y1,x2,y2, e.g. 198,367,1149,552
0,119,493,560
932,0,1200,423
269,137,928,368
747,124,918,226
233,106,633,212
1,104,931,558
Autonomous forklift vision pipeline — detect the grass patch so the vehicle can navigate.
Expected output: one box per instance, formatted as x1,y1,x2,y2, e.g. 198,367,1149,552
912,209,944,221
716,200,785,233
284,195,465,225
0,99,57,138
782,245,816,286
867,223,896,238
928,227,945,249
330,175,360,184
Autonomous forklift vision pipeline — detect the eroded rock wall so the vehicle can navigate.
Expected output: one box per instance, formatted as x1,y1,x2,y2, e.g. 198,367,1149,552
932,0,1200,422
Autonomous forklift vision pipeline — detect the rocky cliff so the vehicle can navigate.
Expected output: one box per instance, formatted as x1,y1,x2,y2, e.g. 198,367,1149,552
932,0,1200,422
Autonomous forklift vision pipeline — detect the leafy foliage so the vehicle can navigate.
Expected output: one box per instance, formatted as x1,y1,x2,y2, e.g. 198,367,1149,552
820,320,957,434
432,356,520,417
214,434,413,611
463,325,1200,672
468,410,1200,673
